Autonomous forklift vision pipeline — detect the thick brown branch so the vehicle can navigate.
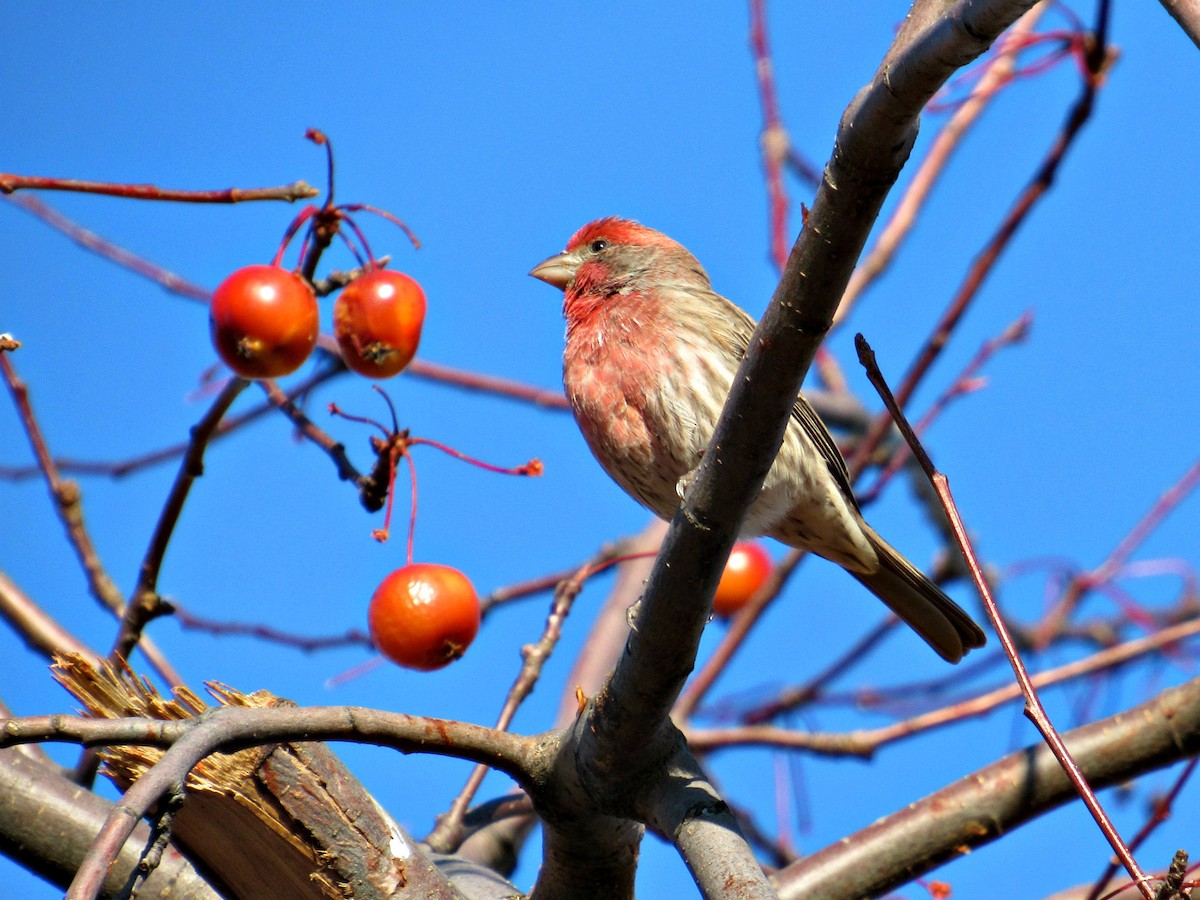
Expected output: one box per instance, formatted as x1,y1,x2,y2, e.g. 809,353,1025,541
0,746,216,898
1157,0,1200,49
771,676,1200,899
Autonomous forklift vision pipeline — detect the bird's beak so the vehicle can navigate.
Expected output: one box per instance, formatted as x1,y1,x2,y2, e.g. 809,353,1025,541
529,251,577,290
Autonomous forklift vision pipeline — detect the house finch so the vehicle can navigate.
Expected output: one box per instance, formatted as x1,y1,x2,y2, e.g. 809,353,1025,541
531,217,986,663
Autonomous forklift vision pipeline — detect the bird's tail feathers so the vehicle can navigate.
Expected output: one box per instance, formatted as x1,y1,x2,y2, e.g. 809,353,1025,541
850,526,987,664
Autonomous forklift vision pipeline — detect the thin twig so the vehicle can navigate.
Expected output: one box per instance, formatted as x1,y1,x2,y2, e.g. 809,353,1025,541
674,318,1031,723
172,603,372,652
426,555,593,852
846,28,1114,481
120,782,185,897
0,365,346,481
859,310,1032,504
740,619,900,725
1038,458,1200,645
1086,758,1199,900
749,0,792,273
0,174,318,203
688,615,1200,756
747,0,847,393
112,378,249,663
833,4,1048,327
855,332,1152,899
0,354,125,614
404,358,570,410
257,376,362,484
480,537,631,618
4,195,212,302
0,352,182,687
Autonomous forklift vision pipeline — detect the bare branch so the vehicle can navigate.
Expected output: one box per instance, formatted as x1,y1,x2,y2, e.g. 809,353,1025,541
114,378,249,664
1157,0,1200,49
0,174,318,203
770,676,1200,899
0,746,216,898
687,614,1200,756
0,351,182,687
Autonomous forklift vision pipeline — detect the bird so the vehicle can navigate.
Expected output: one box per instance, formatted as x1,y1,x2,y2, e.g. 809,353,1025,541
530,217,986,663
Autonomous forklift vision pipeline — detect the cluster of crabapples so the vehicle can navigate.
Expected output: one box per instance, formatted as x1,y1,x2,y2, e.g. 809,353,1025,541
209,263,427,380
208,262,483,671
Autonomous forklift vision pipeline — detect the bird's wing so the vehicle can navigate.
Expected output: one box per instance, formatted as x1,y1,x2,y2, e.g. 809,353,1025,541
713,290,860,512
790,396,859,512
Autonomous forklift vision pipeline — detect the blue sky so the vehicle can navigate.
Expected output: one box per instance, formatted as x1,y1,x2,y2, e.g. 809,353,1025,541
3,4,1199,897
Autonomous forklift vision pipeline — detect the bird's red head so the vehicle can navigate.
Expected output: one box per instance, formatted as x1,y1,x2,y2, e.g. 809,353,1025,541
563,217,678,255
530,218,699,297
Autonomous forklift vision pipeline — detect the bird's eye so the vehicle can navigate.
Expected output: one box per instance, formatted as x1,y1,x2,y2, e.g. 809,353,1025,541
589,239,609,253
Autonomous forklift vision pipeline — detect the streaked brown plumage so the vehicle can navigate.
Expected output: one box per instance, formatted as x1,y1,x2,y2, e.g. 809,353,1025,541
531,217,986,663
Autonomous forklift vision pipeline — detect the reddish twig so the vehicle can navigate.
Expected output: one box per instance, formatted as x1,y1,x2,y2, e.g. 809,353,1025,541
1038,458,1200,645
688,615,1200,756
748,0,790,274
859,310,1033,504
3,194,211,303
1086,758,1199,900
747,0,848,393
339,203,421,251
855,333,1152,899
0,174,317,203
834,4,1048,328
407,436,542,477
404,358,570,409
846,29,1115,480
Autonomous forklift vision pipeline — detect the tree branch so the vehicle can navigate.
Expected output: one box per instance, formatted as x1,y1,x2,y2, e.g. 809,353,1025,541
771,675,1200,899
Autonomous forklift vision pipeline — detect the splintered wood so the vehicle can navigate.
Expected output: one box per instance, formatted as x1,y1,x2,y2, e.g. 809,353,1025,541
51,654,435,900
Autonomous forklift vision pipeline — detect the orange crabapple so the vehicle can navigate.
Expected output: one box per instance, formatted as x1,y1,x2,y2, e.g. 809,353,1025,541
209,265,319,379
368,563,480,671
334,269,427,379
712,541,773,619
